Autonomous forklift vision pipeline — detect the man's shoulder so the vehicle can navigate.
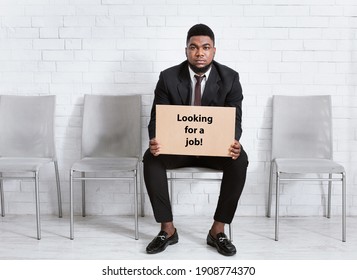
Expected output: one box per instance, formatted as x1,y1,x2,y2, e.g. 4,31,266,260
213,61,238,76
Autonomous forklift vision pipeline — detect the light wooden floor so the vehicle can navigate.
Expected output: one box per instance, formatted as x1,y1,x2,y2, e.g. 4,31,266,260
0,214,356,260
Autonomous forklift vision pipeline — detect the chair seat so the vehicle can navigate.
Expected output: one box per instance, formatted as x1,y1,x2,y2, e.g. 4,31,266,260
71,157,139,172
167,167,222,173
274,158,345,174
0,157,53,172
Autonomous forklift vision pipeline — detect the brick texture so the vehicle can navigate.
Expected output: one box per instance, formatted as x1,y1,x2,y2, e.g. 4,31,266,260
0,0,356,218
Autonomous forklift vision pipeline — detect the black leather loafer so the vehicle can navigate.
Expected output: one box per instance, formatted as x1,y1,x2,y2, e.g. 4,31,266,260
207,231,236,256
146,229,179,254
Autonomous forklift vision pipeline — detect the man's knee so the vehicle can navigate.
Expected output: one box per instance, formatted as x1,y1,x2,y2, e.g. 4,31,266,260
238,148,248,166
143,148,152,163
230,149,248,172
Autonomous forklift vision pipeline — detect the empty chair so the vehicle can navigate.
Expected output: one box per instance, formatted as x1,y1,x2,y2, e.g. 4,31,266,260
70,94,141,240
267,95,346,242
167,167,233,240
0,95,62,240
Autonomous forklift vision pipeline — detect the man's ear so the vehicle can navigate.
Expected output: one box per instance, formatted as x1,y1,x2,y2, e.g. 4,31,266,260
185,47,188,58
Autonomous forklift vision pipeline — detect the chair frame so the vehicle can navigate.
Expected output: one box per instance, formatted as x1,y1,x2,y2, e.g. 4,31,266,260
0,95,62,240
267,167,346,242
0,163,62,240
266,95,346,242
69,94,141,241
70,166,140,240
167,167,233,241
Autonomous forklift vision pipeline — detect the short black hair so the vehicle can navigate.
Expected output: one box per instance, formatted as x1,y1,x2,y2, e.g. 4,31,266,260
186,24,215,45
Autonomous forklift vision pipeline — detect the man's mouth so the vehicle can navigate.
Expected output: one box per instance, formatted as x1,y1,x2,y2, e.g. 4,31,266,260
195,60,206,66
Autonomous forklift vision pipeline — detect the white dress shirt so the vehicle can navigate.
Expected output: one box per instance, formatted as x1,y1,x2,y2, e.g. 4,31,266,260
188,66,212,106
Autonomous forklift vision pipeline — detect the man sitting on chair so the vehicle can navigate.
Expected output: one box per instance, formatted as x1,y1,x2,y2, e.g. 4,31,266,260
143,24,248,256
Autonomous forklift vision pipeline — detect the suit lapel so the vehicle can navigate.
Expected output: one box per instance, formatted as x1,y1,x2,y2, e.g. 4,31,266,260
202,64,220,105
177,64,191,105
176,62,221,106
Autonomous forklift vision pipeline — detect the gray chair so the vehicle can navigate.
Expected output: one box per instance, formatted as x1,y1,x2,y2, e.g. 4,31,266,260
267,95,346,242
70,94,141,240
167,167,233,241
0,95,62,240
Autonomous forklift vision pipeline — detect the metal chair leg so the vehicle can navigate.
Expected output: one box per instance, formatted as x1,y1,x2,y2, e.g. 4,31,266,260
267,162,274,218
54,161,62,218
81,172,86,217
228,223,233,241
35,172,41,240
70,170,74,240
275,172,280,241
140,161,145,217
342,172,346,242
134,169,139,240
0,178,4,217
169,173,174,210
327,173,332,219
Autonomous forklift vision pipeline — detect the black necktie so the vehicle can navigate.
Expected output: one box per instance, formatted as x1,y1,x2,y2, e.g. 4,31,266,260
194,75,204,106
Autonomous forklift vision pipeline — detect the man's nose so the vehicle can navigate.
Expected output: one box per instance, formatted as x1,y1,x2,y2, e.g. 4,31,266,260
196,48,204,56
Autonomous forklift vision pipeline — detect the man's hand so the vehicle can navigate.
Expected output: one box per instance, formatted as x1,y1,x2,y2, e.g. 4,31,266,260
149,138,161,156
230,140,241,160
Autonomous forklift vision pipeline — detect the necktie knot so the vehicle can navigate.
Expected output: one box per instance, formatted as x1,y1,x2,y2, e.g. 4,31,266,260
195,75,204,84
194,75,205,106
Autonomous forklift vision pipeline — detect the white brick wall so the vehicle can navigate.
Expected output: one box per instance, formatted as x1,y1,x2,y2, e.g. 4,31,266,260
0,0,356,219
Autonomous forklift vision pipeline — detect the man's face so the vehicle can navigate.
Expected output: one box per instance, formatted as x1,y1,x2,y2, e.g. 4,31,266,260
185,35,216,75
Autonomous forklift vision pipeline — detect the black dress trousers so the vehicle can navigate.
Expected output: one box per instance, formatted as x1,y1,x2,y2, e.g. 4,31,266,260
143,148,248,224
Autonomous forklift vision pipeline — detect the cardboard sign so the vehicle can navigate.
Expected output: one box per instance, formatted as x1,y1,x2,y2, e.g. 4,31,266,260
156,105,236,157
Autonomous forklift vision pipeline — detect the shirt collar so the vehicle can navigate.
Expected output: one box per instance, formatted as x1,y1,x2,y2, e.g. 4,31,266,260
188,65,212,83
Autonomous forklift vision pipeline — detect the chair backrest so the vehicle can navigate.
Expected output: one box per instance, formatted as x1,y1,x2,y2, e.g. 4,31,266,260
0,95,56,158
271,95,333,160
81,94,141,158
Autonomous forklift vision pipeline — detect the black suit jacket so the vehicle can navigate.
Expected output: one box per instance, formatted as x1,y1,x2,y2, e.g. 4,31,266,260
148,60,243,141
